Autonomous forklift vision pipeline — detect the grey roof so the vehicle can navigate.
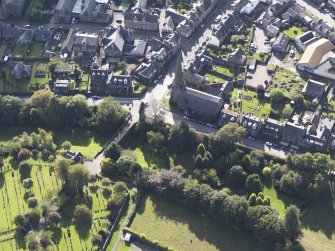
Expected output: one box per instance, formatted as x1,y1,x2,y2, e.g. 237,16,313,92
241,115,262,131
165,8,186,25
17,29,34,44
74,32,99,46
302,79,326,98
124,40,147,56
107,74,132,88
219,109,239,125
55,0,76,13
2,25,22,39
228,48,246,65
184,87,223,116
264,118,283,133
272,33,290,51
282,122,305,140
124,10,159,23
61,28,76,54
8,61,31,79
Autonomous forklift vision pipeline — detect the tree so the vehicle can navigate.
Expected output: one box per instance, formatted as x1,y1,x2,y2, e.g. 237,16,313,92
129,162,142,177
104,142,121,161
23,178,34,190
146,131,165,152
61,141,72,151
18,148,31,162
228,165,247,188
218,123,246,143
46,211,62,226
27,197,38,208
112,182,128,204
14,214,30,234
270,89,285,104
19,161,32,178
196,143,206,156
248,193,257,206
284,205,302,242
116,155,134,175
26,209,41,228
194,154,203,169
246,174,263,193
0,95,22,125
74,204,92,226
55,157,72,184
67,164,89,193
92,234,104,248
90,97,128,133
100,157,116,174
39,231,53,249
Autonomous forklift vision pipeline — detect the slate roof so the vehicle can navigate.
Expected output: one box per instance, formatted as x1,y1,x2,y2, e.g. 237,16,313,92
282,122,305,141
302,79,326,98
228,48,246,65
107,74,132,88
184,87,223,116
272,33,290,51
124,40,147,56
124,9,159,23
2,25,22,40
8,61,31,79
17,29,34,45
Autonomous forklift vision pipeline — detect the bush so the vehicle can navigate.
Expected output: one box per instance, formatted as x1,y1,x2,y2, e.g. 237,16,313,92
19,161,32,178
26,209,41,227
92,234,103,247
27,197,38,208
116,156,134,175
262,167,272,177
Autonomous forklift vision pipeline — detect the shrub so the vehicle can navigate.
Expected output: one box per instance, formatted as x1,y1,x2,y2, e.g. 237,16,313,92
26,209,41,227
92,234,103,247
104,142,121,161
19,161,32,178
27,197,38,208
102,178,112,187
262,167,272,176
246,173,263,193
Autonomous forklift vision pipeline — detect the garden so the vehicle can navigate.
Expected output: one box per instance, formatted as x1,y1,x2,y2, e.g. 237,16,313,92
283,25,307,40
267,67,305,99
12,42,45,58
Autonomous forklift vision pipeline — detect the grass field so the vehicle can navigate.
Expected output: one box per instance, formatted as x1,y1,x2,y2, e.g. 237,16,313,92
131,194,270,251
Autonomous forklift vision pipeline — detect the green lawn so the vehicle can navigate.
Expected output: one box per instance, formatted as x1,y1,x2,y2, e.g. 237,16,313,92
122,137,194,172
241,90,259,114
0,126,109,159
0,65,30,93
131,194,270,251
12,42,44,58
29,63,50,89
283,26,305,40
300,187,335,251
204,73,227,83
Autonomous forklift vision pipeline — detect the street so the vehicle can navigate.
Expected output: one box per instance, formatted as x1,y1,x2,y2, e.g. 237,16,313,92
296,0,335,25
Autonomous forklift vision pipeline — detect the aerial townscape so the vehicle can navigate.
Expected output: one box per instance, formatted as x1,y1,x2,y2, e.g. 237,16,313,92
1,0,335,250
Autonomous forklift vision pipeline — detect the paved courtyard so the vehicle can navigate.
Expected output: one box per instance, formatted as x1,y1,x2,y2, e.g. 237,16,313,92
245,64,271,90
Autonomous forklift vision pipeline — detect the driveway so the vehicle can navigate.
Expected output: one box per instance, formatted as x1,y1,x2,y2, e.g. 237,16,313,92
253,28,267,53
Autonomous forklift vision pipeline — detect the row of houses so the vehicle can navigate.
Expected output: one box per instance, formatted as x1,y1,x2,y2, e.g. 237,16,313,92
133,33,181,84
0,25,53,44
175,0,220,38
54,0,110,24
220,107,335,152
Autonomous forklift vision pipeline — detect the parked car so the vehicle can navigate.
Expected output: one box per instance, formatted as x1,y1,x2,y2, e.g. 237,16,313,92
331,13,335,19
265,141,272,146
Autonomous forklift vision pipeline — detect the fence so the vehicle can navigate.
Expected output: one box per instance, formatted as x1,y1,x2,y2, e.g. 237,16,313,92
101,194,130,251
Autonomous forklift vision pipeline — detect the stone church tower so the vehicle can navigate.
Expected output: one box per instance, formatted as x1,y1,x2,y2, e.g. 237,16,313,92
170,50,186,109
